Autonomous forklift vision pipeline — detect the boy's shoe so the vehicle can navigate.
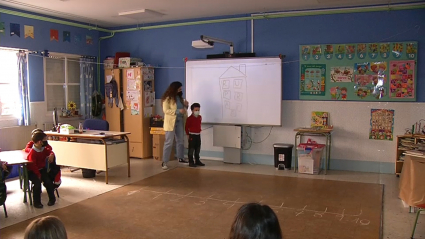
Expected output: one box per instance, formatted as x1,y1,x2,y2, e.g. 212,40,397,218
178,158,189,164
161,162,169,170
47,199,56,206
195,159,205,166
188,159,197,168
33,203,43,209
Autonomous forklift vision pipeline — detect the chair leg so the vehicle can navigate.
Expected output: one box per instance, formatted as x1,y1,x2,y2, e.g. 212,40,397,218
411,209,424,239
55,189,60,198
3,204,7,218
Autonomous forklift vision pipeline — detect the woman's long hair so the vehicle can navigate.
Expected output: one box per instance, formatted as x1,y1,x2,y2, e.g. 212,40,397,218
229,203,282,239
161,81,183,104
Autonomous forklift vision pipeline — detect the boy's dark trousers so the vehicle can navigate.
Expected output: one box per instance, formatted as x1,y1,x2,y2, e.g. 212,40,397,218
28,168,55,204
188,134,201,163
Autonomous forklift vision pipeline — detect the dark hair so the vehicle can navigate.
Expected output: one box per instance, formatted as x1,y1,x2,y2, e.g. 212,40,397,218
31,128,43,136
32,132,47,143
24,216,68,239
191,103,201,111
229,203,282,239
161,81,183,103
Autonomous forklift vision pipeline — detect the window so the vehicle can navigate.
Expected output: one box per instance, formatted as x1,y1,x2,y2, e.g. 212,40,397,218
0,48,21,118
44,54,80,112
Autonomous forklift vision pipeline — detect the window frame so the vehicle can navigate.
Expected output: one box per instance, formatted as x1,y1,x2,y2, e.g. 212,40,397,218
0,47,28,127
44,52,81,114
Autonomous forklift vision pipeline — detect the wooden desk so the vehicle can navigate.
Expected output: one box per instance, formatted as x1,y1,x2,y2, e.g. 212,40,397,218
399,154,425,208
294,128,333,175
0,150,31,204
45,130,131,184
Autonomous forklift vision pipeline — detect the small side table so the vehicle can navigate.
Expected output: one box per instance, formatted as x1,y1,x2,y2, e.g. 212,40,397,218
294,128,333,174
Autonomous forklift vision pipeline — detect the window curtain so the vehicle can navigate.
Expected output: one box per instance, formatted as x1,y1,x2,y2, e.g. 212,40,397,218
17,51,30,126
80,57,95,119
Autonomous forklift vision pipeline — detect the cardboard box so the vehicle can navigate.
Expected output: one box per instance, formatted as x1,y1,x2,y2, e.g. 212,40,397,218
152,134,175,161
119,57,142,68
104,59,114,69
297,147,323,174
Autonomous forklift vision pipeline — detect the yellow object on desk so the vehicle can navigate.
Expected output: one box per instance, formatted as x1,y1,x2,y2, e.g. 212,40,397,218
150,127,165,135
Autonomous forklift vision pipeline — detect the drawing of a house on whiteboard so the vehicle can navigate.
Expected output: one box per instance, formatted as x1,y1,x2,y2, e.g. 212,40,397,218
219,65,247,118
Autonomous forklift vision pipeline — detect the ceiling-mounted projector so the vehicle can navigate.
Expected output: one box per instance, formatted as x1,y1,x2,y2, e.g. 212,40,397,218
192,40,213,49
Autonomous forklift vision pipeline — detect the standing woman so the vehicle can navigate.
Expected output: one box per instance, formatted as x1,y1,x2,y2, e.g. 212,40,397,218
161,81,189,170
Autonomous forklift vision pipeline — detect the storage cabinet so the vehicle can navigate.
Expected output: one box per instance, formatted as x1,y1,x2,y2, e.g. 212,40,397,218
122,67,155,158
395,135,425,176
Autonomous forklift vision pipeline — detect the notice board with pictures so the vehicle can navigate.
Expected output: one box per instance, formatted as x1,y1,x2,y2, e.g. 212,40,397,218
299,41,418,102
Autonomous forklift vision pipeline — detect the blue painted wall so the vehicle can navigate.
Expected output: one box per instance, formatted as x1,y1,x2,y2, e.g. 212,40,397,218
0,12,99,102
102,8,425,101
254,9,425,101
101,21,251,98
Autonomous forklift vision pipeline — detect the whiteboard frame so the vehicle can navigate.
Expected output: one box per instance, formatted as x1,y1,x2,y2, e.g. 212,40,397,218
185,57,282,126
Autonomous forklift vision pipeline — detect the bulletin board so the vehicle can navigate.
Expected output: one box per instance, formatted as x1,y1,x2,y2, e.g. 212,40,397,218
299,42,418,101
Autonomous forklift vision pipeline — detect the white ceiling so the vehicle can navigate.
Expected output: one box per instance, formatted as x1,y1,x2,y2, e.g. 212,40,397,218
0,0,422,27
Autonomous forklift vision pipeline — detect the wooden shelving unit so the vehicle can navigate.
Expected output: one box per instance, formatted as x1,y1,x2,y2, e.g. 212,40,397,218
395,135,425,176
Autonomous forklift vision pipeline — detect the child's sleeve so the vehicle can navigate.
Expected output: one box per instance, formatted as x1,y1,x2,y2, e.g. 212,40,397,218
27,150,41,178
24,141,33,153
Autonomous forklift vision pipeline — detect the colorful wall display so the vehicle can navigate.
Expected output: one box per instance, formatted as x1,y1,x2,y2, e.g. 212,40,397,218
369,109,394,141
299,41,418,101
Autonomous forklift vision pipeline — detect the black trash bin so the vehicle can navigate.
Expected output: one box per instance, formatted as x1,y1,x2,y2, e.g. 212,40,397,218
82,169,96,178
273,143,294,170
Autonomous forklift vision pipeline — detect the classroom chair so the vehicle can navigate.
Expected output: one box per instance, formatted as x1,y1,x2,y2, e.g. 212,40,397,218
83,118,109,131
411,206,424,239
29,182,60,206
1,167,8,218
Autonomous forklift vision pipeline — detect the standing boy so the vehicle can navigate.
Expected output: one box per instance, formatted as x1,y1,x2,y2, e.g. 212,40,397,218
185,103,205,167
27,132,56,208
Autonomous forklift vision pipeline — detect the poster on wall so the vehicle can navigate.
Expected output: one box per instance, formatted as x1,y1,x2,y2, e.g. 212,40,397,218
389,60,415,98
50,29,58,41
330,67,353,82
0,22,5,34
74,34,82,43
24,25,34,39
369,109,394,141
10,23,20,37
63,31,71,42
300,64,326,95
299,41,417,102
126,90,140,115
86,35,93,44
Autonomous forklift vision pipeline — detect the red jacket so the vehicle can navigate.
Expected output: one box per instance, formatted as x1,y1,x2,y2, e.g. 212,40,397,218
25,141,52,153
185,114,202,135
27,147,53,177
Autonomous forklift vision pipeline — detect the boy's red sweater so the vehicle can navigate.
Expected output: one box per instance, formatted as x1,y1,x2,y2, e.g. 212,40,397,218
25,141,52,153
185,115,202,135
27,146,53,177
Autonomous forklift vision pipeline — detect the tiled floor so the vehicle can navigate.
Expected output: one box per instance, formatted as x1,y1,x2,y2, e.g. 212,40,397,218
1,158,424,238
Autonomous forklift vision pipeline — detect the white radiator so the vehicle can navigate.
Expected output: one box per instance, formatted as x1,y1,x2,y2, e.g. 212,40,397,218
0,125,36,151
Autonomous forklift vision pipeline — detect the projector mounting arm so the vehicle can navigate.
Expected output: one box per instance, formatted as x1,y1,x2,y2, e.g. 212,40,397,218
200,35,234,54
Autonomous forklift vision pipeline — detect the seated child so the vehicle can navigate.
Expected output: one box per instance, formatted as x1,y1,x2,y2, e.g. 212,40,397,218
27,132,57,208
25,129,61,188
